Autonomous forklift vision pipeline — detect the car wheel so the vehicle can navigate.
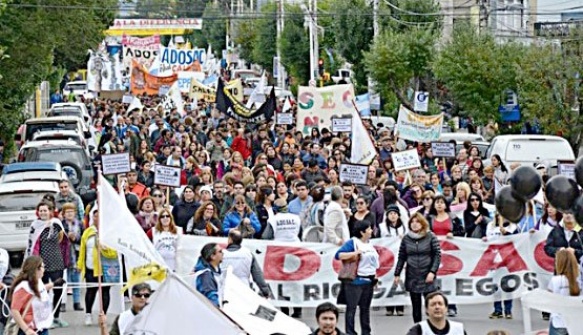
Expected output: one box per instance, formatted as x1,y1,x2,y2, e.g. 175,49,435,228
60,161,83,188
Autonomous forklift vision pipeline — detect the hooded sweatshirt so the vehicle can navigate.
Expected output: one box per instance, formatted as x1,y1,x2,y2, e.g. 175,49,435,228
193,258,222,307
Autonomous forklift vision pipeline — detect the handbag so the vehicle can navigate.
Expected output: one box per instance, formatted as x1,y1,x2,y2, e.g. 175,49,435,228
4,299,32,335
337,239,360,282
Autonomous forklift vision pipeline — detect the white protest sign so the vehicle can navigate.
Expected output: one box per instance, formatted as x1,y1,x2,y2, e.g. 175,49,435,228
331,118,352,133
122,95,133,104
276,113,293,125
558,161,576,180
414,91,429,112
154,165,181,187
101,153,131,175
339,163,369,185
392,149,421,171
431,142,456,158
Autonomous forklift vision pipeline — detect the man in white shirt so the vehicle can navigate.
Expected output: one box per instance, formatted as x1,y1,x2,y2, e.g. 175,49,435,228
406,292,467,335
323,186,350,246
108,283,151,335
262,199,301,242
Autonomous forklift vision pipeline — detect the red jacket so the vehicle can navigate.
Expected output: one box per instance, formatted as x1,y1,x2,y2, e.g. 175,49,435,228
231,135,252,160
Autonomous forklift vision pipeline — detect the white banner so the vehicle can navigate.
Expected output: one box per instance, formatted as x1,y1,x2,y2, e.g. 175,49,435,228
122,35,160,71
158,46,207,73
391,149,421,171
297,84,355,135
396,105,444,142
177,232,554,307
350,110,377,165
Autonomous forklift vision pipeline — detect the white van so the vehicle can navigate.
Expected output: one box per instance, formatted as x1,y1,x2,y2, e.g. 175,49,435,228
485,135,575,168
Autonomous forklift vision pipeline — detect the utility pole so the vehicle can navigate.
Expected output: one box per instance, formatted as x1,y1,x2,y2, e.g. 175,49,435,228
373,0,379,39
276,0,285,89
313,0,319,83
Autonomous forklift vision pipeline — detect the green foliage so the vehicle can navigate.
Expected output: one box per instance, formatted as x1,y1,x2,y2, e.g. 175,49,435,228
279,4,310,86
191,1,226,55
234,19,257,62
433,23,524,124
251,2,277,73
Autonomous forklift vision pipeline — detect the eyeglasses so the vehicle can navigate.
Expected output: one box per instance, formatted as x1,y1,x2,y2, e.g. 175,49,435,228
153,194,163,197
160,215,171,219
134,293,151,299
356,202,365,205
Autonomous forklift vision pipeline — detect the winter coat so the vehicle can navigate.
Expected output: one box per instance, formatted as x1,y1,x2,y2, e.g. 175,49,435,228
394,231,441,293
171,200,200,230
222,211,261,237
544,223,583,260
193,258,221,307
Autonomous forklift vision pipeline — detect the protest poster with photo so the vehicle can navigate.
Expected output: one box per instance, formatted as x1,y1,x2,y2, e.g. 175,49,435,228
391,149,421,171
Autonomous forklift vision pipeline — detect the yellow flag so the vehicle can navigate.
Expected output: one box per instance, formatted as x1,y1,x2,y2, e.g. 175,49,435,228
123,262,167,292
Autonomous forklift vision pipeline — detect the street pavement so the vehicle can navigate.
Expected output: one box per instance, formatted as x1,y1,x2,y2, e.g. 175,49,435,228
51,294,550,335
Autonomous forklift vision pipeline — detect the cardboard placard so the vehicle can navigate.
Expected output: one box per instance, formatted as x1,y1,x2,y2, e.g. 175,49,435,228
558,160,575,180
276,113,293,125
122,95,133,104
331,118,352,133
339,163,369,185
101,153,131,175
431,142,456,158
154,165,181,187
392,149,421,171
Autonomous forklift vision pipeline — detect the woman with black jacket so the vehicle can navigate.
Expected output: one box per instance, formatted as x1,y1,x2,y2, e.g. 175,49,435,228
255,187,276,239
544,212,583,261
463,192,491,238
394,212,441,324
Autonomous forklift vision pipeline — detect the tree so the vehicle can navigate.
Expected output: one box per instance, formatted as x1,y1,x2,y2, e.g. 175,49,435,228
433,23,524,124
234,19,257,63
251,2,277,73
517,40,583,149
191,1,227,56
279,4,310,87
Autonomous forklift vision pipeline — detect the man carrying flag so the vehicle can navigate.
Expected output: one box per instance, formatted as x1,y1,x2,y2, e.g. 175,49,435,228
108,283,152,335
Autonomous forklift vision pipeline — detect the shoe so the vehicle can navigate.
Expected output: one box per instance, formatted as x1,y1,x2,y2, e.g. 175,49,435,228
385,309,394,316
60,304,66,313
396,310,405,316
74,303,83,311
505,313,513,319
489,312,503,319
84,314,93,326
448,309,457,317
51,319,69,328
67,288,73,295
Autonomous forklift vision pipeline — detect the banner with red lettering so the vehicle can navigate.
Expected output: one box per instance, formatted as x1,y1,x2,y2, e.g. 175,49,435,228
122,34,160,71
177,232,553,307
130,60,178,96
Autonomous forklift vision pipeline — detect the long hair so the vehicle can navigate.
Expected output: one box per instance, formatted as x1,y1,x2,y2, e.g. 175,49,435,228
230,194,251,214
193,201,218,223
9,256,42,300
408,212,429,233
555,249,581,296
464,191,490,217
155,208,177,234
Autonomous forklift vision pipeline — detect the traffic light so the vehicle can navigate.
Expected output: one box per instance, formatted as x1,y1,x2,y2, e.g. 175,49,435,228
318,58,324,77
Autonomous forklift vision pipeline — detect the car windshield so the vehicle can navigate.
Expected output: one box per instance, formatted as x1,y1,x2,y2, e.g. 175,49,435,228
36,148,87,168
66,84,86,91
49,108,81,118
0,192,47,212
25,122,79,141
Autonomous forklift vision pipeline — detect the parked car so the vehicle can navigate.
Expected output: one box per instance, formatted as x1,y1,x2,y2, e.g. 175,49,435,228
0,162,68,185
18,140,96,203
439,132,485,143
47,102,91,125
0,180,59,266
62,80,88,97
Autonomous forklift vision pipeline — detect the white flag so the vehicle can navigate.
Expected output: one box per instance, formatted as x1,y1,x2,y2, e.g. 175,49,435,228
222,268,312,335
246,71,266,109
350,108,377,165
99,174,166,272
167,81,185,117
127,97,143,114
282,96,292,113
125,273,244,335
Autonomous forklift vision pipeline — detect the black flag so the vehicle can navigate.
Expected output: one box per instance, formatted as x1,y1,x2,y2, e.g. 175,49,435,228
215,79,276,122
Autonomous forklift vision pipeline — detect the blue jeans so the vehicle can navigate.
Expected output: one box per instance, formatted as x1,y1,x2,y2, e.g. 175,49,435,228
67,268,81,304
18,329,48,335
549,322,569,335
494,299,512,314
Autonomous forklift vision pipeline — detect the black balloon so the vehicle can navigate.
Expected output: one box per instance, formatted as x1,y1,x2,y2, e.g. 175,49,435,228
572,195,583,225
495,185,526,222
575,156,583,188
545,175,580,212
509,165,542,201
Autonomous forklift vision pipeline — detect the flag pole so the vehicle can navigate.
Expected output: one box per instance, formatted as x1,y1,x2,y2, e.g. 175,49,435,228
96,170,107,335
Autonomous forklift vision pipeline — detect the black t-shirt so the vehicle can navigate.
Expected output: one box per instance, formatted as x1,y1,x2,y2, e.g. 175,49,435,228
406,320,468,335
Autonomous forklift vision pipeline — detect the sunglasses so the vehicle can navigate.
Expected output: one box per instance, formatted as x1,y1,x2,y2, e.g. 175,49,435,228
160,215,171,219
356,202,365,205
470,198,480,202
423,197,433,201
134,293,151,298
153,194,163,197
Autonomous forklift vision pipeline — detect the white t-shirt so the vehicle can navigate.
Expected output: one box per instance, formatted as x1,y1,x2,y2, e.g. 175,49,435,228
353,238,380,277
547,275,582,328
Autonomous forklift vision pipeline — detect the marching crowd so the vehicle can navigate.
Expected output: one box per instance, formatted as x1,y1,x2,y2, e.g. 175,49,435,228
0,93,582,335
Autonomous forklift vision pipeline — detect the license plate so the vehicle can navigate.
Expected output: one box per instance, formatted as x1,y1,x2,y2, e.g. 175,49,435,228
15,221,31,230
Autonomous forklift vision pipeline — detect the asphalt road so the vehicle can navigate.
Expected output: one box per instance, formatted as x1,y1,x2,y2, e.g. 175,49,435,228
51,295,550,335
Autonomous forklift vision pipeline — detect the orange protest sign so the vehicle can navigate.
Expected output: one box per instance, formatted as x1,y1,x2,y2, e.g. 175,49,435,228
130,60,178,96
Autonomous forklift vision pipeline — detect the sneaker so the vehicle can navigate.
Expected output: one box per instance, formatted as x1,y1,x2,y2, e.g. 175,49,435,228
489,312,503,319
448,309,457,317
51,319,69,328
505,313,513,319
396,310,405,316
385,309,394,316
84,314,93,326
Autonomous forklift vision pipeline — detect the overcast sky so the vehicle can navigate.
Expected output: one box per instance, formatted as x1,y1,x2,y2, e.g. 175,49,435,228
536,0,583,22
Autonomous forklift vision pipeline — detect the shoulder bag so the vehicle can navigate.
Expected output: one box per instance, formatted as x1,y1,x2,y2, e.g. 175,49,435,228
337,238,360,282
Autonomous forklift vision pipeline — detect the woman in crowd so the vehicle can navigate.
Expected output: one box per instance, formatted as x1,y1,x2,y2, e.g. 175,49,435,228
245,184,259,206
275,181,292,204
379,205,406,316
452,182,471,206
60,203,84,312
255,187,276,238
536,204,562,236
394,212,441,323
27,201,68,328
518,201,537,233
449,165,464,189
138,161,155,189
491,154,509,185
545,212,583,264
180,157,201,186
150,187,167,210
348,196,376,238
266,145,282,171
78,207,119,326
419,191,435,218
186,201,221,236
547,249,581,335
463,192,491,238
171,185,200,231
222,195,261,237
485,214,517,319
266,176,278,190
328,168,340,187
429,172,442,195
147,209,181,272
335,221,379,335
9,256,60,335
134,197,158,232
469,176,487,200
